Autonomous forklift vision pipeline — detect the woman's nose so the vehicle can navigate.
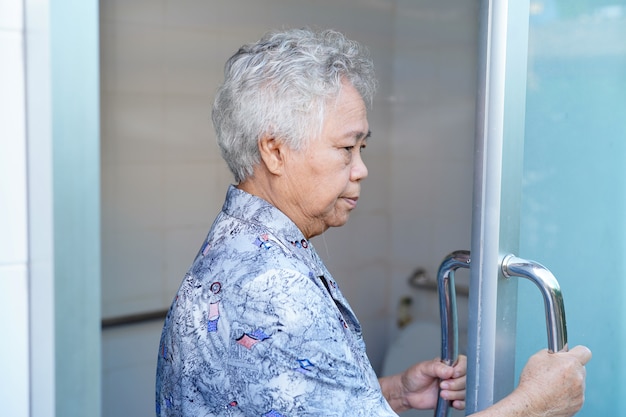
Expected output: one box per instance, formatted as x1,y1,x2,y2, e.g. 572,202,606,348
351,152,368,181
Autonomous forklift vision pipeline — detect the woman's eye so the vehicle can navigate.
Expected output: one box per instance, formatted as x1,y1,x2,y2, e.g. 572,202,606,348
342,141,366,154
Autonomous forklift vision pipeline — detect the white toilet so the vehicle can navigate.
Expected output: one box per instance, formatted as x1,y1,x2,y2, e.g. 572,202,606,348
382,321,465,417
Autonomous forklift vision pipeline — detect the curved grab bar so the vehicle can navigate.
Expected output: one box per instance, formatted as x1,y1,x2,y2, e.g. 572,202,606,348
501,254,568,353
435,250,471,417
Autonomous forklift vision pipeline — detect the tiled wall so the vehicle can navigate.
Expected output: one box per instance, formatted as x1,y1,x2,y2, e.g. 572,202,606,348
0,0,29,415
0,1,29,416
101,1,478,415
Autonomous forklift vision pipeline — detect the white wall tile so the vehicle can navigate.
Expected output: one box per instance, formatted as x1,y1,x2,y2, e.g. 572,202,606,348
0,31,27,265
357,155,391,214
386,1,478,351
0,23,29,417
322,211,390,266
0,0,23,30
0,265,29,417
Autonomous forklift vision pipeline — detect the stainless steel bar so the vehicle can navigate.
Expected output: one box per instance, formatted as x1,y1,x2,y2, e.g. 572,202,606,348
435,250,471,417
409,269,470,297
101,309,169,329
501,254,568,352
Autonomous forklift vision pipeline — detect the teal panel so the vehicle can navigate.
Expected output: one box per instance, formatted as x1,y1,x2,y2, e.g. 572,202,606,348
516,2,626,416
50,0,101,416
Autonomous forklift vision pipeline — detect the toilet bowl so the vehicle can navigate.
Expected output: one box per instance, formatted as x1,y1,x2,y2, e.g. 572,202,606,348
382,321,465,417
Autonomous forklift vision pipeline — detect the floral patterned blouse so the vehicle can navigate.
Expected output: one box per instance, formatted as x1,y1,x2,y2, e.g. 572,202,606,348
156,185,397,416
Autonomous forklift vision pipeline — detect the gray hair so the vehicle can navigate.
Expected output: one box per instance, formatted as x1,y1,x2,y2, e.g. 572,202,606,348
212,28,377,183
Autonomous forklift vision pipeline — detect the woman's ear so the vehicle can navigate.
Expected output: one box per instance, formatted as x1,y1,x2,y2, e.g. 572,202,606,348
258,134,286,175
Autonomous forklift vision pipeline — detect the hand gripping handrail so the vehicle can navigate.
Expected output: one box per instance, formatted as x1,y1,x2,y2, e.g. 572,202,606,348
435,250,471,417
501,254,568,353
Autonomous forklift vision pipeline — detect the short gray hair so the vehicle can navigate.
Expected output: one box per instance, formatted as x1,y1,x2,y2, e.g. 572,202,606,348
212,28,377,183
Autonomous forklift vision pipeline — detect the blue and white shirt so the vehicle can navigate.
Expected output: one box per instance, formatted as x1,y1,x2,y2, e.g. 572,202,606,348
156,185,397,416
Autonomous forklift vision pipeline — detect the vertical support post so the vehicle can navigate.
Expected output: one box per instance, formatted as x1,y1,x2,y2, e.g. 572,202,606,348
25,1,101,416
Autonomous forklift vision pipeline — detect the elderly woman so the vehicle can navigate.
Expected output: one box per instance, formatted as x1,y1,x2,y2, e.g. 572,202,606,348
155,28,590,416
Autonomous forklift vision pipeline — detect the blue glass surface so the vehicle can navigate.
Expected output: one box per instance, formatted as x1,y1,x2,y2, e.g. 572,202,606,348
516,2,626,415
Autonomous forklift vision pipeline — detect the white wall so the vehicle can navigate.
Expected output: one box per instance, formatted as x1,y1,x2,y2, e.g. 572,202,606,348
0,0,29,415
101,1,478,416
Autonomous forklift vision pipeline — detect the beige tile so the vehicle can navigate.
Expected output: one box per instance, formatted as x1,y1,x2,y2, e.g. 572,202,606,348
162,94,214,163
162,28,223,96
108,163,165,229
100,22,166,94
162,162,220,229
100,0,165,25
102,321,163,417
162,226,208,300
101,92,166,164
101,225,166,318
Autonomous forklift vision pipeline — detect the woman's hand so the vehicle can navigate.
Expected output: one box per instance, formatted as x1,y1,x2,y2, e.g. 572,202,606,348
472,345,591,417
514,345,591,417
380,355,467,413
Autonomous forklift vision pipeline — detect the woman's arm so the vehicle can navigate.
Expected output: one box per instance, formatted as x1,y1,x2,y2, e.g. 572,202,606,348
380,345,591,417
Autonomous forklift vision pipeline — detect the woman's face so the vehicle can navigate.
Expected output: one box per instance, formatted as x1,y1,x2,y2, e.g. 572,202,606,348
283,82,370,239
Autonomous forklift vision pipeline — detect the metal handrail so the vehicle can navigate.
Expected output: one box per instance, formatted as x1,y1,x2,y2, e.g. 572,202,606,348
501,254,568,353
435,250,471,417
101,309,168,329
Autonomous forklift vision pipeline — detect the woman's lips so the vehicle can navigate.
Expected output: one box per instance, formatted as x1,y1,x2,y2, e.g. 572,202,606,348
343,196,358,209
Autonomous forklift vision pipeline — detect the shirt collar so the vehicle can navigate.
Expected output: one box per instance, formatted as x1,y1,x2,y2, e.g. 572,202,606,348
222,185,310,250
